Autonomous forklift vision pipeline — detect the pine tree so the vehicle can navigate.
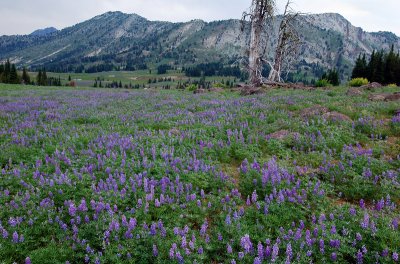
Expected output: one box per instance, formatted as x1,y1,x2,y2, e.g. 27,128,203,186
9,64,19,84
42,69,48,86
2,59,11,83
328,69,339,86
22,67,30,84
352,54,368,79
396,52,400,85
384,45,397,84
0,63,4,81
368,50,384,83
37,70,42,86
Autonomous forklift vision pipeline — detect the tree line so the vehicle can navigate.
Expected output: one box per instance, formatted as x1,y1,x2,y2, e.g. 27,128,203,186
0,60,30,84
0,59,62,86
352,45,400,85
184,62,245,79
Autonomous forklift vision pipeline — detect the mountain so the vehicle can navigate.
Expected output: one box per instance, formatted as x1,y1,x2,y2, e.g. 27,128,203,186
0,11,399,80
30,27,58,36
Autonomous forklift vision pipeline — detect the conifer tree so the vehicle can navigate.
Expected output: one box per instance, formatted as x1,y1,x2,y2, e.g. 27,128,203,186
2,59,11,83
0,63,4,80
384,45,397,84
22,67,31,84
352,54,368,79
37,70,42,86
42,69,48,86
9,64,19,84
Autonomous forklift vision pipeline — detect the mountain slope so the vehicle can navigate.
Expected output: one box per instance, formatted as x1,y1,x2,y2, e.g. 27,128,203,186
0,11,399,79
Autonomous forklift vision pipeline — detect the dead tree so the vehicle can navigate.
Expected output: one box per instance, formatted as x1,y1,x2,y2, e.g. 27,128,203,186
242,0,276,87
267,0,301,83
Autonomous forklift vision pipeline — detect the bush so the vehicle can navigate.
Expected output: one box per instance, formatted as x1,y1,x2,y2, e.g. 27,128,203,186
388,83,398,88
348,78,369,87
315,79,331,87
186,84,197,91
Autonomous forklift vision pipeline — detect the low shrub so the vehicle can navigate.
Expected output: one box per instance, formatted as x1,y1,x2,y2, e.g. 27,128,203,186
348,78,369,87
315,79,331,87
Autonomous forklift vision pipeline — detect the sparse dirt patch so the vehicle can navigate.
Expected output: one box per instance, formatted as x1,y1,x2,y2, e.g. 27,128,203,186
300,105,329,119
323,112,352,122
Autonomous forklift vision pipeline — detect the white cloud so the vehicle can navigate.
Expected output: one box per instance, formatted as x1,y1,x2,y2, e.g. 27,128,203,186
0,0,399,36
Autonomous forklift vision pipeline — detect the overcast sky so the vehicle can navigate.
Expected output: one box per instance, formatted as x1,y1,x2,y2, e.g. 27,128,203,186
1,0,399,36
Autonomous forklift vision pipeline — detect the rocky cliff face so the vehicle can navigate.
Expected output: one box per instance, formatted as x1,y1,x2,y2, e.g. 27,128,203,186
0,11,399,79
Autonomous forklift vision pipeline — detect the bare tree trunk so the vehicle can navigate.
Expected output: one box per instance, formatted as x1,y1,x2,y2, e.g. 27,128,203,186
243,0,275,87
268,0,300,83
249,8,263,87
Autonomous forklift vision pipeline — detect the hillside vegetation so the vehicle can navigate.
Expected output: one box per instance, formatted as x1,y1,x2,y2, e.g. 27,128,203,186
0,84,399,263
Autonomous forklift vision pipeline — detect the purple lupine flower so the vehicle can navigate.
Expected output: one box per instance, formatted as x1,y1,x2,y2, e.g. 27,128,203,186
331,252,337,261
12,231,19,243
240,234,253,254
25,257,31,264
225,215,231,225
286,243,292,260
393,252,399,262
251,191,258,203
68,203,77,217
357,250,363,264
319,239,325,253
227,244,233,254
2,229,9,239
271,243,279,262
153,244,158,257
238,252,244,259
360,199,365,209
257,242,264,259
169,247,175,259
254,257,262,264
361,213,369,229
198,247,203,254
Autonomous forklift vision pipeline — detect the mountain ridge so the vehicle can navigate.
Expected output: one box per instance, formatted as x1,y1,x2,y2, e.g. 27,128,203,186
0,11,399,80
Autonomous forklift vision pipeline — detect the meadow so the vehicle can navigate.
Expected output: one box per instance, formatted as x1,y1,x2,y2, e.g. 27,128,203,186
0,84,399,263
45,70,240,89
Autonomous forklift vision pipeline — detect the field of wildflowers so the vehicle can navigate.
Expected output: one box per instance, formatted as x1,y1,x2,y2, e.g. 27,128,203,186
0,84,399,263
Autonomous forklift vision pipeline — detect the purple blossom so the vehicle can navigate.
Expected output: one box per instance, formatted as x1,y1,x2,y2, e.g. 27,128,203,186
394,252,399,262
240,234,253,254
12,231,19,243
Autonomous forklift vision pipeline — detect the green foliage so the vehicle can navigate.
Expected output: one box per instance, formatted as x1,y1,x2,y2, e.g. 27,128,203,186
320,69,340,86
0,59,20,84
0,85,399,264
352,45,400,85
22,67,31,84
315,79,332,87
157,64,171,75
186,84,197,91
348,78,369,87
36,68,48,86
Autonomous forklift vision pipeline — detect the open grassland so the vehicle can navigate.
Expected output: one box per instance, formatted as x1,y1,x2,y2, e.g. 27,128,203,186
0,84,399,263
44,70,239,88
